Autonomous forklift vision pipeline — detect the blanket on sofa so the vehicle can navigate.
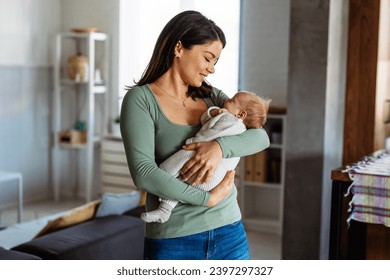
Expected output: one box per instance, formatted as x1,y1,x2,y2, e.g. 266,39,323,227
0,212,64,249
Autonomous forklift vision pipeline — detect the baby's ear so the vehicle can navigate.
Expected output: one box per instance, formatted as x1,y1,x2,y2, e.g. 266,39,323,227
237,110,247,119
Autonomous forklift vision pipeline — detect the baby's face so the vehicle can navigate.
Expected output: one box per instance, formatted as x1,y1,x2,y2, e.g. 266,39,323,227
223,93,245,116
223,96,240,116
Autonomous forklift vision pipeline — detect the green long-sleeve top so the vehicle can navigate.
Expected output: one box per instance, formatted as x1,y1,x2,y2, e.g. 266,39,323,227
120,84,270,238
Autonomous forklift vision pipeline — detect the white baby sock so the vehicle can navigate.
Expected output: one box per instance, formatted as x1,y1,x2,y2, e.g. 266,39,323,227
141,203,174,223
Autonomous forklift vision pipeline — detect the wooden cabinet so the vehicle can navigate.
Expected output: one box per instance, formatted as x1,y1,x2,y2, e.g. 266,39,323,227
239,111,286,235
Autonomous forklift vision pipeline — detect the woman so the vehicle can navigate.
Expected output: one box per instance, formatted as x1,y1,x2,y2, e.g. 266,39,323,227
120,10,270,260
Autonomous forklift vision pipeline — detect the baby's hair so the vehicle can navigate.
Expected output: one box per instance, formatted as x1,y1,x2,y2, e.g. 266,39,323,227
236,91,271,128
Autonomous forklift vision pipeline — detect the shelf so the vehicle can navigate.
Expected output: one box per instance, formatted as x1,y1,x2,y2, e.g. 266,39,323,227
269,143,283,149
58,136,102,149
104,133,123,140
61,32,107,41
93,85,107,94
243,181,282,189
52,31,109,203
60,79,107,94
239,110,286,235
268,113,286,119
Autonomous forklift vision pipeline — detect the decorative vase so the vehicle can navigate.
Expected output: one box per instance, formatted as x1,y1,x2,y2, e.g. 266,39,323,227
67,53,88,81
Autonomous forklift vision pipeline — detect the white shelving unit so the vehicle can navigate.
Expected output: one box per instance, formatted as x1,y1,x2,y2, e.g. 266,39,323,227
51,32,109,202
239,112,286,236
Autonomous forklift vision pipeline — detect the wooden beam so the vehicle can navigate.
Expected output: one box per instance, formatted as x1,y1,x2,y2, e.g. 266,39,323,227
343,0,380,164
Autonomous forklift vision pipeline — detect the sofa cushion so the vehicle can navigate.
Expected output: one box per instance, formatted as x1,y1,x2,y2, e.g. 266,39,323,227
12,215,144,260
0,247,41,260
95,191,140,217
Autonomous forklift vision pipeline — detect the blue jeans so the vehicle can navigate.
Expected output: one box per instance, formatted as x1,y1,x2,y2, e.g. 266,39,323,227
144,220,250,260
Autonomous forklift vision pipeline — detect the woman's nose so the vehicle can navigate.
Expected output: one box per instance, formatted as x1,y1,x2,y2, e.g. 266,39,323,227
207,63,215,74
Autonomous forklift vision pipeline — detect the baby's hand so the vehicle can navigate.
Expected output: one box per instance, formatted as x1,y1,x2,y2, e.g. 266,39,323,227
210,108,228,117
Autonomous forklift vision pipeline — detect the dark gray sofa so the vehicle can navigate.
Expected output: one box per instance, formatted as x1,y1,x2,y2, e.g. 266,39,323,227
0,247,41,260
0,207,145,260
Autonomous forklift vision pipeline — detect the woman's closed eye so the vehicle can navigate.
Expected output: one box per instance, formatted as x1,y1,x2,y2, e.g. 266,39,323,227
205,57,219,65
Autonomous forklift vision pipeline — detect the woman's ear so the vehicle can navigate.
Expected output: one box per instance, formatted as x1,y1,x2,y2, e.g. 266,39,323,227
174,41,183,58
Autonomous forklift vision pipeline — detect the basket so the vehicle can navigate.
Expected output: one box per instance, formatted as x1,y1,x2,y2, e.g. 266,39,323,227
58,130,87,145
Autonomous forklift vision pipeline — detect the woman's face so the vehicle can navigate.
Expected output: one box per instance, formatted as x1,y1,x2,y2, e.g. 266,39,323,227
175,40,223,87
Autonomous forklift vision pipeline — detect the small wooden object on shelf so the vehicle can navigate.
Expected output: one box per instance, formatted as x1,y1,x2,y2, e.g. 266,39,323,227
71,27,98,33
67,53,88,81
58,130,87,145
245,152,267,183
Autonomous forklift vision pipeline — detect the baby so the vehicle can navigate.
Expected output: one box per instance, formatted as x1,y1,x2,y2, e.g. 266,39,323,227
141,91,271,223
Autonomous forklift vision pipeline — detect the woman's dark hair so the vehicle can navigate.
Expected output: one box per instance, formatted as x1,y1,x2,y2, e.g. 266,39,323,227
132,10,226,98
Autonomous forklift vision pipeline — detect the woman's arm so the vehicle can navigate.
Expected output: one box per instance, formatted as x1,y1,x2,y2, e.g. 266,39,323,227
217,127,270,158
181,128,269,184
120,87,210,206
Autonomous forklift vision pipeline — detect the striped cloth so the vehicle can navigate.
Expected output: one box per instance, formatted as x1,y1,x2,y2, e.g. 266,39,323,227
344,151,390,227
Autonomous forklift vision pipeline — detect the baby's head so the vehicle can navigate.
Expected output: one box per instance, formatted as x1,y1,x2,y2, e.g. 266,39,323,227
223,91,271,128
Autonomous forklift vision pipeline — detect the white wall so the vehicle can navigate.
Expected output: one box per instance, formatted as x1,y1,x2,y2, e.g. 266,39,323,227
0,0,60,66
240,0,290,106
320,0,349,259
0,0,62,208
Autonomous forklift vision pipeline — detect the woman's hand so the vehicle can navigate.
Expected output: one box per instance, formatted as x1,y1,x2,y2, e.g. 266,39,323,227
207,170,235,207
180,140,222,185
